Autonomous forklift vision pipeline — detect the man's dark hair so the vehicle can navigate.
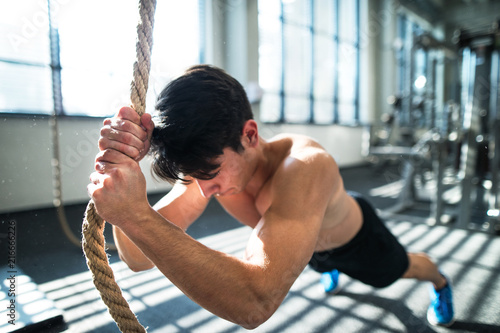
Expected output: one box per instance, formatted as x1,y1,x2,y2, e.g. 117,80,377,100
150,65,253,184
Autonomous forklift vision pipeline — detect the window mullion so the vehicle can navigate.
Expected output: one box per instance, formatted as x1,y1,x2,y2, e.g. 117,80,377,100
333,0,339,124
279,0,285,123
309,0,315,124
354,0,360,123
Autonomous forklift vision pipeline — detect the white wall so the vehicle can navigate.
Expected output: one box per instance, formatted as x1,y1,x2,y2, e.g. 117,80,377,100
259,123,366,167
0,116,170,213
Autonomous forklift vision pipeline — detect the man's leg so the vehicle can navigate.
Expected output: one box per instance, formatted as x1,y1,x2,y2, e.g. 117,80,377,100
403,252,455,326
402,252,446,289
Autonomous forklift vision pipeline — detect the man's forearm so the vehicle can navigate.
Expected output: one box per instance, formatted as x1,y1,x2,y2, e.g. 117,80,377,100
119,208,283,329
112,225,154,271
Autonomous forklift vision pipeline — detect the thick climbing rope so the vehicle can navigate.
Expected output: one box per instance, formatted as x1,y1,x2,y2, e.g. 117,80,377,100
82,0,156,332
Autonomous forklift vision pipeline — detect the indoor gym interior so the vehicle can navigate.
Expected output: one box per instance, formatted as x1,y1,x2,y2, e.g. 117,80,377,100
1,0,500,332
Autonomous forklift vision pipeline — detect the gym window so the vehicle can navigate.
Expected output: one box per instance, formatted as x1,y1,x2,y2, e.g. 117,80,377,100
258,0,361,125
0,0,202,117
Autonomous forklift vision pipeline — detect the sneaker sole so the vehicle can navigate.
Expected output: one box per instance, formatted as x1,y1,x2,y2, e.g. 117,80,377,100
427,308,455,327
325,287,341,295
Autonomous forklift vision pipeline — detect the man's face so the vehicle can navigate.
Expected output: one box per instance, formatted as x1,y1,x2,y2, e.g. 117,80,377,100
194,147,251,199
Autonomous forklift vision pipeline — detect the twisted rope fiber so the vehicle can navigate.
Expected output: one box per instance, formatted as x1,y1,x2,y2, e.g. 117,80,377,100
82,0,156,332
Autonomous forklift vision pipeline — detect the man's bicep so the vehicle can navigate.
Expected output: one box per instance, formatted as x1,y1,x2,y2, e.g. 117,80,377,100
153,181,209,230
243,210,322,305
244,157,336,284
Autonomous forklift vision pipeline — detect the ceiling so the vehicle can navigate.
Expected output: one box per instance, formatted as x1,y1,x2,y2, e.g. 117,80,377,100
400,0,500,31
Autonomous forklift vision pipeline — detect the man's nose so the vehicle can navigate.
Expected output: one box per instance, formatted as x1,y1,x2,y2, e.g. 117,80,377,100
195,179,219,198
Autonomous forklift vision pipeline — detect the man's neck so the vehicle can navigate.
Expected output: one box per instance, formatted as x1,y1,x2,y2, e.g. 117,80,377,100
244,136,291,197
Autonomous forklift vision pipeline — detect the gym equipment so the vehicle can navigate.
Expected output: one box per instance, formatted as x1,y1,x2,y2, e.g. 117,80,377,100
455,22,500,233
367,27,459,225
81,1,157,332
366,20,500,235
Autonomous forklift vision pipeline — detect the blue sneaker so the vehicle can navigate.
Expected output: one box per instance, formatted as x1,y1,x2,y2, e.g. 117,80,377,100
427,274,455,326
320,269,340,294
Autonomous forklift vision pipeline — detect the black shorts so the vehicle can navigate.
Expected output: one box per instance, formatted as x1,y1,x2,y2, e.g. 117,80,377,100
308,192,409,288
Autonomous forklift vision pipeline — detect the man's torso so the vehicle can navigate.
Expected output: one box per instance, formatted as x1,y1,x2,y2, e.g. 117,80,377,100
216,133,363,252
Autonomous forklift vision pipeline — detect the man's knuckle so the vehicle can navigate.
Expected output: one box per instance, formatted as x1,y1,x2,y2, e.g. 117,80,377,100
120,107,139,123
100,126,109,137
94,160,103,171
102,174,114,187
95,150,108,163
121,121,133,132
125,145,139,159
118,107,129,117
98,137,107,149
128,150,138,159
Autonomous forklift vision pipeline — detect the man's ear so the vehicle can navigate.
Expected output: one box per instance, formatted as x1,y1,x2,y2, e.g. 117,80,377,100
242,120,259,148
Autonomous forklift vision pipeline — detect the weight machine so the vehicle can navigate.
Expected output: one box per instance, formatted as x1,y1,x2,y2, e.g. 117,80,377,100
366,21,500,235
455,23,500,233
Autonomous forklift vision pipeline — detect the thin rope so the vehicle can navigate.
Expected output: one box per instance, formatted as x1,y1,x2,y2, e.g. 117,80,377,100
47,0,83,249
82,0,156,332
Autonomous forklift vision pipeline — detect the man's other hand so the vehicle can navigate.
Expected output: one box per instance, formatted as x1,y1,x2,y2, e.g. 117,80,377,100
99,106,154,162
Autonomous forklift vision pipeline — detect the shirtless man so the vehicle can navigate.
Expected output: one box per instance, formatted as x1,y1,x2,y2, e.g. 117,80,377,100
88,65,455,329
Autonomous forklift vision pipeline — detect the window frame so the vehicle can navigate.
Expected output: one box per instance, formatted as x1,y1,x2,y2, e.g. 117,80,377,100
258,0,361,125
0,0,204,118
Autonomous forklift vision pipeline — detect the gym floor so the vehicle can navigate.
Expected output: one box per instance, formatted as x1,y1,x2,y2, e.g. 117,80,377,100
1,164,499,333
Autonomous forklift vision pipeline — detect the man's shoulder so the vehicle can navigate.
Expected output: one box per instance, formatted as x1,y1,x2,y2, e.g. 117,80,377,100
268,133,318,153
269,132,315,143
271,135,337,182
264,134,340,217
271,133,334,163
